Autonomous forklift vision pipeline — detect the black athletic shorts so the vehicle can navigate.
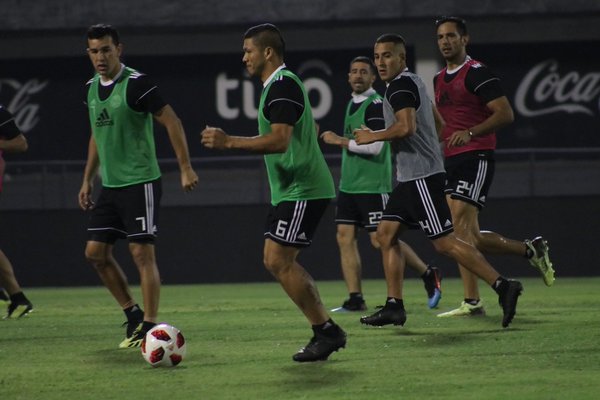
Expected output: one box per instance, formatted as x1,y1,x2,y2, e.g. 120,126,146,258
382,173,453,239
444,150,495,210
335,191,390,232
87,178,162,244
264,198,330,248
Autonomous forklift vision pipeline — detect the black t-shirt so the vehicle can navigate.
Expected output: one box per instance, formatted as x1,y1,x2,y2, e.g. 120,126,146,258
0,106,20,139
263,74,305,125
84,69,167,114
386,75,421,112
434,63,505,104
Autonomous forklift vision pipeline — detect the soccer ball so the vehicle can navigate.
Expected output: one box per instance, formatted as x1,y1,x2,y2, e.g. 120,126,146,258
141,323,187,367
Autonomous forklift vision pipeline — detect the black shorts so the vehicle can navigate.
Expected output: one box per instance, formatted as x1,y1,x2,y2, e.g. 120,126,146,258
335,191,390,232
264,199,330,248
87,178,162,244
445,150,495,210
382,173,453,239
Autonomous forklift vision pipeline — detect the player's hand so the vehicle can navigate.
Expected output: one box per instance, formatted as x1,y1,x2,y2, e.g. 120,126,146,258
353,125,375,145
320,130,341,145
447,130,472,148
78,183,94,211
201,126,228,150
181,165,198,192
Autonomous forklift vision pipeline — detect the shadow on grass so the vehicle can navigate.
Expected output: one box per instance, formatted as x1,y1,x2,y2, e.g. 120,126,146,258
280,358,358,389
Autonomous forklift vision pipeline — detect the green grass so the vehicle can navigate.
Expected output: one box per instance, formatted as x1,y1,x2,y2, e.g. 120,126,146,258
2,277,599,400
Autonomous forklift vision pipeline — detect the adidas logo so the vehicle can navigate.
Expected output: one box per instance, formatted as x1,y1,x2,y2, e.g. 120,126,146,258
479,195,486,202
444,219,452,227
95,108,114,127
297,232,307,240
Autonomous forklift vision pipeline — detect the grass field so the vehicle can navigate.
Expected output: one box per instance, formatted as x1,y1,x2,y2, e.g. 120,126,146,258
2,277,599,400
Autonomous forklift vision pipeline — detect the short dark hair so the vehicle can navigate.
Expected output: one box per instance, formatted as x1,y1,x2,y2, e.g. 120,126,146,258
435,16,468,36
87,24,120,45
375,33,406,47
244,23,285,57
350,56,377,75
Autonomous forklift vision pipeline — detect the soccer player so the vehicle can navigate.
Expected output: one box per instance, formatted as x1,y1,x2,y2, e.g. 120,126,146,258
320,56,441,312
79,24,198,348
0,105,34,319
201,23,346,362
354,33,523,328
434,16,555,318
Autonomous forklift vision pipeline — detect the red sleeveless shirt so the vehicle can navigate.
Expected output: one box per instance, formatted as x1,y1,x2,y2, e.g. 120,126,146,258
435,59,496,157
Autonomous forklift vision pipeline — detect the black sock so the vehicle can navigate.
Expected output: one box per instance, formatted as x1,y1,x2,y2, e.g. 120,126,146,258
492,277,509,295
525,247,534,259
141,321,156,333
464,298,480,305
124,304,144,322
386,297,404,309
9,291,27,304
421,266,432,279
349,292,363,301
313,319,340,337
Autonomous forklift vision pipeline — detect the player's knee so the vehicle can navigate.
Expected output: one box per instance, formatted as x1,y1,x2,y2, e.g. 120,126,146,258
375,228,394,249
369,234,381,249
336,229,354,247
84,246,107,268
129,246,154,268
431,235,454,256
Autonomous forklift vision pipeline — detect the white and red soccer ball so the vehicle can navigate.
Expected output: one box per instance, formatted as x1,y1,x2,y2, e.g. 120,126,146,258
141,323,186,367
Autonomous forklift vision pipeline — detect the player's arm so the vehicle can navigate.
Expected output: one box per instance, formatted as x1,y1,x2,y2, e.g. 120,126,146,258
469,96,514,136
354,77,418,144
153,104,198,192
353,108,416,145
0,108,28,153
322,99,385,155
447,66,514,147
131,75,197,192
79,133,100,210
0,133,27,153
348,100,386,155
201,123,292,154
202,76,299,154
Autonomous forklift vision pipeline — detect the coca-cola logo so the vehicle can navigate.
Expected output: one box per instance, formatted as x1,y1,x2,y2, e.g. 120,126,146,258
514,60,600,117
0,78,48,132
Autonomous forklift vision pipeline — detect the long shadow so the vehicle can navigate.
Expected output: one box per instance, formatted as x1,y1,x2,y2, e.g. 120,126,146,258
281,359,358,390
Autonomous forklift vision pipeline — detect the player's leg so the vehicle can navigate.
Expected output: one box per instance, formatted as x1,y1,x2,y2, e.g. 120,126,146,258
119,179,162,346
479,231,555,286
86,241,134,307
264,238,328,323
332,191,367,311
438,196,485,317
129,242,159,324
334,223,367,311
263,200,346,362
0,249,33,318
360,219,407,326
86,184,146,347
431,233,523,327
396,240,442,309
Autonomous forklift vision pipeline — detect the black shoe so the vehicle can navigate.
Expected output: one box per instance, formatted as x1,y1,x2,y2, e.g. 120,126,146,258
4,299,34,319
423,266,442,309
360,304,406,326
119,312,144,348
498,280,523,328
119,323,145,348
331,297,367,312
122,316,144,338
292,328,347,362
